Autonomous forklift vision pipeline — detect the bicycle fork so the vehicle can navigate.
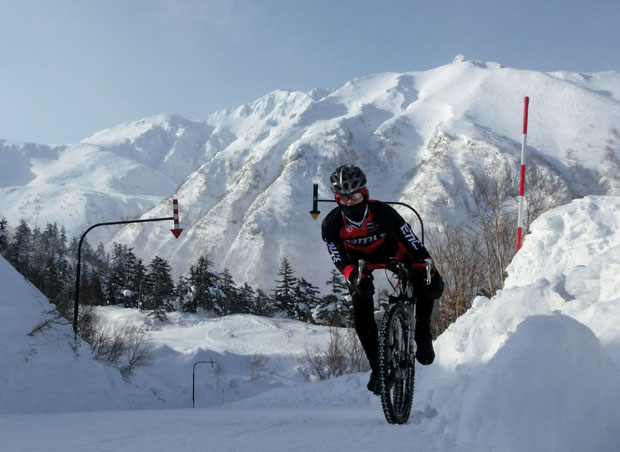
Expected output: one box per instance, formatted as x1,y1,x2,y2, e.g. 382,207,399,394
407,303,416,365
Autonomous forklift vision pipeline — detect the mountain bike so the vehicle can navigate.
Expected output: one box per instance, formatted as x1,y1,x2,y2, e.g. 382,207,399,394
356,257,433,424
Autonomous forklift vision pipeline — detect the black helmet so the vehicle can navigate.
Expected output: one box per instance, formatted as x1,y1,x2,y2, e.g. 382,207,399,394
329,164,367,194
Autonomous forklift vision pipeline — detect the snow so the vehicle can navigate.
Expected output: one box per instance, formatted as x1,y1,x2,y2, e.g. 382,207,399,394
456,315,620,452
0,258,127,415
1,195,620,451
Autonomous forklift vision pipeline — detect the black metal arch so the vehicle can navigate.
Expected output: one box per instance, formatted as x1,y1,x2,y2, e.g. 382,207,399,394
309,183,425,243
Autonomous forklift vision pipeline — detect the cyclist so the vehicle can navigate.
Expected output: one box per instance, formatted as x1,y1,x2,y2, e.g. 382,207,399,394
321,164,444,393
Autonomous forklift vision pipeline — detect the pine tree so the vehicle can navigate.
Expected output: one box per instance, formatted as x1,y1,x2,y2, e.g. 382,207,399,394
326,269,348,295
41,254,65,302
82,267,106,307
94,242,107,266
28,225,46,289
253,288,274,316
0,216,7,255
143,256,175,320
313,270,352,326
42,223,61,257
6,220,33,276
237,283,256,314
59,226,68,255
180,254,221,314
273,257,297,318
313,294,353,327
97,243,146,308
294,277,320,322
219,268,240,314
103,243,128,305
77,239,108,308
124,254,147,309
33,223,71,304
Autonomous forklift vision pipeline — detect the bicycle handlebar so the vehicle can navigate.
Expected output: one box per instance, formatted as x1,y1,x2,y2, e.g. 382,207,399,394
362,262,427,272
357,258,433,286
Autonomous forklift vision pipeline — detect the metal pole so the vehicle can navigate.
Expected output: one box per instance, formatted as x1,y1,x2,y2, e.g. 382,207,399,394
309,183,321,219
192,359,216,408
310,188,425,244
516,96,530,251
73,216,174,340
385,201,425,244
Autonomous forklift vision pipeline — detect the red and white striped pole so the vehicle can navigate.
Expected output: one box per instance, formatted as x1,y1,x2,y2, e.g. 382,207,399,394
170,198,183,238
516,96,529,251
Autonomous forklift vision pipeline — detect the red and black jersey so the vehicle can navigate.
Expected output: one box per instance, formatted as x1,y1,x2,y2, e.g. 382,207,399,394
321,200,430,279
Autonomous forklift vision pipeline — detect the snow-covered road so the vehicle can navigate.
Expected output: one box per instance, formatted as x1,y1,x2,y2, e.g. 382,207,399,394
1,405,447,452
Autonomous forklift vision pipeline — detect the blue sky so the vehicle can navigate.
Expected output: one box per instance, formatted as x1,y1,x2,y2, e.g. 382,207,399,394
1,0,618,144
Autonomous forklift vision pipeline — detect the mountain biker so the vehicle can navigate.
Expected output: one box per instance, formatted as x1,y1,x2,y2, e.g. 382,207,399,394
321,164,444,394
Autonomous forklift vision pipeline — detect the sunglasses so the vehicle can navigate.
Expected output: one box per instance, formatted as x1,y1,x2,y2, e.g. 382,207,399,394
336,190,364,205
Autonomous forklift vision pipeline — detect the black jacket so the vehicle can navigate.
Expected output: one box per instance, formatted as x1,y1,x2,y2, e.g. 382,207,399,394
321,200,430,278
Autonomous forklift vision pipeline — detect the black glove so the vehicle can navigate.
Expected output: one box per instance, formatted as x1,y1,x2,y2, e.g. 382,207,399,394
386,259,409,281
415,267,444,300
348,267,374,297
428,268,444,299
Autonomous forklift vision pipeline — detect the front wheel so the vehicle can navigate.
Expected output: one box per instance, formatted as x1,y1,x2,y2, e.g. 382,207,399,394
378,303,415,424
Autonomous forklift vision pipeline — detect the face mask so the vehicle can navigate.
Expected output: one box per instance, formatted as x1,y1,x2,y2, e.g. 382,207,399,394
342,201,368,223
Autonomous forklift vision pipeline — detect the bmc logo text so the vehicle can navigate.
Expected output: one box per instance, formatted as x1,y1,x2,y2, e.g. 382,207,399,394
345,233,385,246
400,223,421,250
327,242,342,263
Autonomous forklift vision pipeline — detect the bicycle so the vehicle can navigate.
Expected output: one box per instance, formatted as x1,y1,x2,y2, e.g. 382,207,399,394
356,257,433,424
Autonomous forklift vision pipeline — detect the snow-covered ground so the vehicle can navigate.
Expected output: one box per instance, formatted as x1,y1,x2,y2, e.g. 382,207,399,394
1,195,620,451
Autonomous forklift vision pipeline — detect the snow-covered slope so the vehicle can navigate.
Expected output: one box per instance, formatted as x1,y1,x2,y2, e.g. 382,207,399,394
0,256,127,414
1,57,619,289
415,195,620,451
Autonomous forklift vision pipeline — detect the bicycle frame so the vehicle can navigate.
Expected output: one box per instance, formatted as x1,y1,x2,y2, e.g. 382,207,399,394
356,259,416,359
356,257,431,424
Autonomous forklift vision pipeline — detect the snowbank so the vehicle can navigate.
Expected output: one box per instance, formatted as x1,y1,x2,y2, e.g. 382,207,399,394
0,257,127,414
457,314,620,452
413,195,620,451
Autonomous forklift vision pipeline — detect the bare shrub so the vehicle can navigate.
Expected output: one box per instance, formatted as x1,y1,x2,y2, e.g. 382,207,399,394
300,327,370,381
27,310,70,337
468,168,517,296
211,361,224,387
301,345,330,381
523,162,567,230
342,328,368,373
246,354,267,380
428,223,486,336
429,163,562,336
90,321,153,378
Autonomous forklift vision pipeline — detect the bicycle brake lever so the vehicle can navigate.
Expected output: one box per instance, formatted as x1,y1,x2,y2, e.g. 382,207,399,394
357,259,366,287
425,258,433,285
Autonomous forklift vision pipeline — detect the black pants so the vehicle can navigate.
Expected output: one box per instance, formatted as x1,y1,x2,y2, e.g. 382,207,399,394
351,290,379,372
351,272,442,372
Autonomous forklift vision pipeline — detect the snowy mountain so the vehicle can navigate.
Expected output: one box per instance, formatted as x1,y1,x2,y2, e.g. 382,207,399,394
1,195,619,452
1,56,619,290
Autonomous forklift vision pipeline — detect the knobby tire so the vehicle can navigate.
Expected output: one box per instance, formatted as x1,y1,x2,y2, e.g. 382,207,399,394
378,303,415,424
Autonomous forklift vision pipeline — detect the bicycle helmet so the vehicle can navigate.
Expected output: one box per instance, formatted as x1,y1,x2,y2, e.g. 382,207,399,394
329,164,367,194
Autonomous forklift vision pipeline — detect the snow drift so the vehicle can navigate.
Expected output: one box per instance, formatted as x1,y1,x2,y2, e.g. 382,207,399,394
0,257,127,414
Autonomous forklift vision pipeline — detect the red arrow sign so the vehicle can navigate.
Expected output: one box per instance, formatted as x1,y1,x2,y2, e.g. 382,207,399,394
171,199,183,238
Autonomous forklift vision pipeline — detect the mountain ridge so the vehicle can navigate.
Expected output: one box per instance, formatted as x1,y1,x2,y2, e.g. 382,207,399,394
1,57,618,289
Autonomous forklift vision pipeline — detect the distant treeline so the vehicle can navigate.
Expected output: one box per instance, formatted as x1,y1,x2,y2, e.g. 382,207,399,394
0,217,353,330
